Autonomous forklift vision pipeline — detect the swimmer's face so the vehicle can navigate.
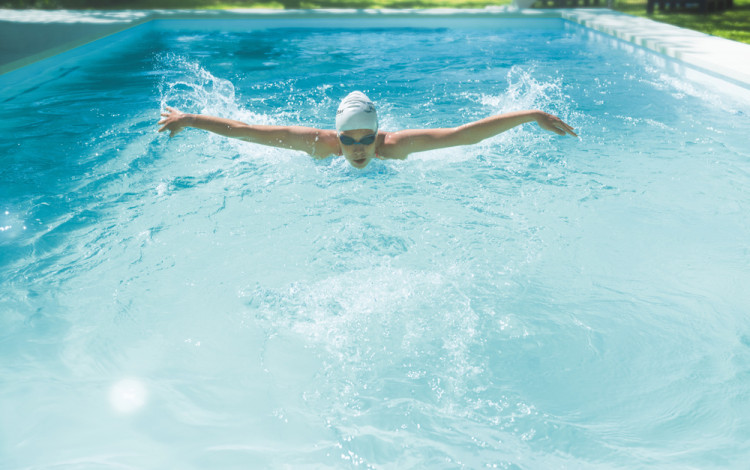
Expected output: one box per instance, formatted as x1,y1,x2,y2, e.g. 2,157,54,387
339,129,378,169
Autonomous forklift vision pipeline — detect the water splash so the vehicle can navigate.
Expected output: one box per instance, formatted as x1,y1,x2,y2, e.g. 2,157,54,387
478,66,570,116
157,53,240,119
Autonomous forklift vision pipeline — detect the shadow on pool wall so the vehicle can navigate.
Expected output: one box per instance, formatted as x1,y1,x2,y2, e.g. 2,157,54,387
2,12,750,470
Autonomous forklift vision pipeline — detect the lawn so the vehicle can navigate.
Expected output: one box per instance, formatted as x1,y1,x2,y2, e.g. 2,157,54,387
1,0,749,44
615,0,750,44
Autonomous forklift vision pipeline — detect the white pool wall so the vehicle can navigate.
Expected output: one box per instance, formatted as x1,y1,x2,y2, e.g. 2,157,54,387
561,9,750,92
1,7,749,91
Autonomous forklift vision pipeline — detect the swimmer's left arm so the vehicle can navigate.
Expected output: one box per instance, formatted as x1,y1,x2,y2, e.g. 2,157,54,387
383,110,576,159
158,107,339,158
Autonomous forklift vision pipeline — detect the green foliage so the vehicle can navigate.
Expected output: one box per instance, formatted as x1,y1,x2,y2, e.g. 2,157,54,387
1,0,512,8
0,0,513,6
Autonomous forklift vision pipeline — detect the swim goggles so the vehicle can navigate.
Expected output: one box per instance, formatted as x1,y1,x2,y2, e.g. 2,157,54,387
338,133,377,146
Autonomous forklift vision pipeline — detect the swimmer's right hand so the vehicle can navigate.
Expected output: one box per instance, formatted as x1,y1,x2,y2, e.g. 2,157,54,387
535,111,578,137
158,106,191,138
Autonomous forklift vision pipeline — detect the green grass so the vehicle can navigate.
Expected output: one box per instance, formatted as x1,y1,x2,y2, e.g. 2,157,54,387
614,0,750,44
1,0,748,44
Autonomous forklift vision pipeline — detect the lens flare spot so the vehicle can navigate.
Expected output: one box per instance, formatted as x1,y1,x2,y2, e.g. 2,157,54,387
109,378,148,414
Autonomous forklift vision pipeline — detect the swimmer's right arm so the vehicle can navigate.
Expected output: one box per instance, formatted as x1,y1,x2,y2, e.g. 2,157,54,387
158,107,339,158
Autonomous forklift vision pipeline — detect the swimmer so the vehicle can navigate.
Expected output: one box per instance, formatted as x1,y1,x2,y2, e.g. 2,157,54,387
158,91,577,169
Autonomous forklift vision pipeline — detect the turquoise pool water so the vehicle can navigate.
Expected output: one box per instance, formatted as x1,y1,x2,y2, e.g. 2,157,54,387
1,18,750,469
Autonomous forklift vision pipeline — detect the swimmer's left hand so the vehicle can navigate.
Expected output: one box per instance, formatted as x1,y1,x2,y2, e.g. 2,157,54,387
158,106,191,138
535,112,578,137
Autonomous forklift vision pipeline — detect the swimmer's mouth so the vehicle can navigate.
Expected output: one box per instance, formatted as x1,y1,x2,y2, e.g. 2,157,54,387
353,158,367,165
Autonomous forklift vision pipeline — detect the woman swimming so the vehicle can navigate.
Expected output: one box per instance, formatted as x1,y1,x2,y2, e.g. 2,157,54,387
158,91,577,169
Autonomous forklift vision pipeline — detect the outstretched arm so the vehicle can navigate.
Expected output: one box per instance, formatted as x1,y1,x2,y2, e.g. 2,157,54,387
381,110,576,160
157,107,339,158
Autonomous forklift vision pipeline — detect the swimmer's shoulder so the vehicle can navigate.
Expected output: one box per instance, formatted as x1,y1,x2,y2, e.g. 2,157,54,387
311,129,341,159
377,131,408,160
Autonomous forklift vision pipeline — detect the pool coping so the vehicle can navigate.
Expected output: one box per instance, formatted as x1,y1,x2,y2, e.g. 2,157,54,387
1,7,749,90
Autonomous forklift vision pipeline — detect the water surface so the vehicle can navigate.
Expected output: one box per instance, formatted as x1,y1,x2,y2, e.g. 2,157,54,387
1,19,749,469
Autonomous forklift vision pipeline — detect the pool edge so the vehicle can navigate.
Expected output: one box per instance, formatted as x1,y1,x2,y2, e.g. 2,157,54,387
562,8,750,92
1,7,749,90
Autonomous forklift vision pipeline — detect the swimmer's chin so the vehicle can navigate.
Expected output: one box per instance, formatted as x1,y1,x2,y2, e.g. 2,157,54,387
349,158,370,169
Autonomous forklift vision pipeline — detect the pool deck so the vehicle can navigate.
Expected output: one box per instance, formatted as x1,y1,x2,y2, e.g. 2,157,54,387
1,7,749,90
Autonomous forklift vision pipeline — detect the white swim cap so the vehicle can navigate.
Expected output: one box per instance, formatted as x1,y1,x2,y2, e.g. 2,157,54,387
335,91,378,133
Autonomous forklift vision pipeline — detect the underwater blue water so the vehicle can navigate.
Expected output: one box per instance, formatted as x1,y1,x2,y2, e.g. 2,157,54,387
1,18,750,469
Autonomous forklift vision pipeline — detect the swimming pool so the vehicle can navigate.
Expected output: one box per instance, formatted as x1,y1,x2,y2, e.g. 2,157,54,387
2,14,750,469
